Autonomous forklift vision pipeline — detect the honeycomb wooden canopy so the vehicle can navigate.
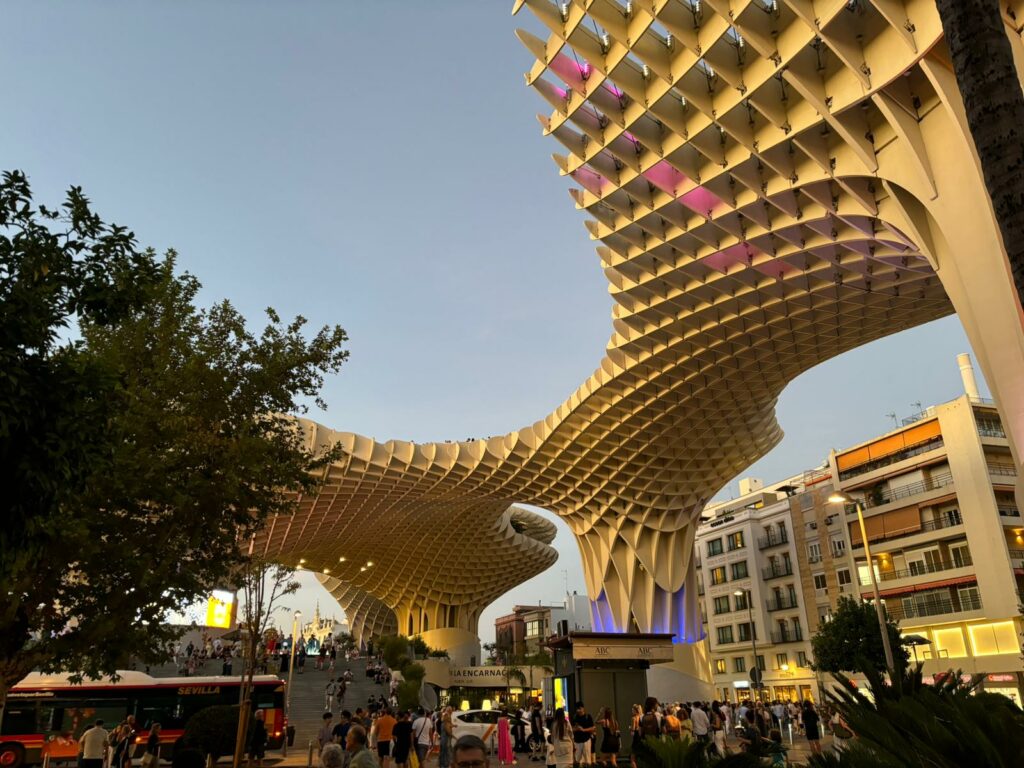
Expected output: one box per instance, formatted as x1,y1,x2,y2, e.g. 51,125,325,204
254,0,1024,648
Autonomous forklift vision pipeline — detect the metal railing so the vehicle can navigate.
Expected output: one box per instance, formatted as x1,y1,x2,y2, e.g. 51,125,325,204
883,593,982,621
838,437,944,480
844,472,954,514
989,464,1017,477
998,506,1021,517
758,530,790,549
762,563,794,580
1008,549,1024,566
766,595,800,612
852,511,963,548
860,555,973,585
770,627,804,644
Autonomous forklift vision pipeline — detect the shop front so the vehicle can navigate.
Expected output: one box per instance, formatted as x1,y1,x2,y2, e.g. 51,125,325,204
422,661,547,710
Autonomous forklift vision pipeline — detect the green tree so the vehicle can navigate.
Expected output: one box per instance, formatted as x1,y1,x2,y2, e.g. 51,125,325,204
232,558,299,768
810,597,909,676
0,172,348,710
807,663,1024,767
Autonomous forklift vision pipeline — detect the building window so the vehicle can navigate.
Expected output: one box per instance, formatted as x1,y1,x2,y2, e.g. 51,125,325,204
755,655,766,671
714,658,727,674
734,591,749,611
776,653,789,669
731,561,749,580
707,539,724,557
525,620,542,637
797,651,809,668
949,543,971,568
716,626,734,645
830,536,847,557
807,541,822,563
738,622,755,642
733,657,746,673
728,532,745,551
711,566,727,585
713,596,731,615
837,569,851,586
813,573,827,592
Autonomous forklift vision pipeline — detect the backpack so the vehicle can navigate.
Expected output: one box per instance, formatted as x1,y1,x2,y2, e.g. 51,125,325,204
640,712,661,737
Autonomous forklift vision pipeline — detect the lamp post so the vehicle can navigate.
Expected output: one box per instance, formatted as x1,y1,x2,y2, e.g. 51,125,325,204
734,588,760,699
828,492,896,676
284,610,302,756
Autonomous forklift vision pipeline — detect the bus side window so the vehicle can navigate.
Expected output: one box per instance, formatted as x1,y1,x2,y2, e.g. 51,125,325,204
0,703,38,736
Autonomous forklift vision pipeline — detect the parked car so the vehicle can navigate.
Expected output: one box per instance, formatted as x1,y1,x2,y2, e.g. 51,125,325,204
450,710,547,753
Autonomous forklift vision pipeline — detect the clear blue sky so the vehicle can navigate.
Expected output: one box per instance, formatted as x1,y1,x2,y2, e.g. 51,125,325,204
2,1,988,643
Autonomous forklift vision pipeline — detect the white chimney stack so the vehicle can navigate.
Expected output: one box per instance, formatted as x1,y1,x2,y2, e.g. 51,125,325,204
738,477,764,495
957,352,981,400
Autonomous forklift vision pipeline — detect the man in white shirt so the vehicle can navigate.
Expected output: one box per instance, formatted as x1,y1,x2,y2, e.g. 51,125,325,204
79,720,109,768
720,703,733,734
412,709,434,766
690,703,710,743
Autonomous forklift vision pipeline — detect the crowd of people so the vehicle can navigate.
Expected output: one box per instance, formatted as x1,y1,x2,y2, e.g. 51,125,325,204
316,707,452,768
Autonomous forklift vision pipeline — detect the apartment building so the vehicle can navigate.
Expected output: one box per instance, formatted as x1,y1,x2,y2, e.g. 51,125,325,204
696,477,822,703
826,356,1024,704
494,595,591,658
695,354,1024,706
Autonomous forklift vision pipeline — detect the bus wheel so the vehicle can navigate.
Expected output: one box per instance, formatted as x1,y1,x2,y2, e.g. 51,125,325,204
0,744,25,768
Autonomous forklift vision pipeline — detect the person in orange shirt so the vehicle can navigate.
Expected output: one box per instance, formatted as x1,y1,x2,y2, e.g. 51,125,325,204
376,709,398,768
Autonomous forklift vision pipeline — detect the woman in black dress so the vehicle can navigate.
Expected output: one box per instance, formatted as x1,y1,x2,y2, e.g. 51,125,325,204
801,700,822,756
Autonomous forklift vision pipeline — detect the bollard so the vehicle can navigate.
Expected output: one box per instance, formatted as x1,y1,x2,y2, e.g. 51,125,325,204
307,739,315,768
42,754,50,768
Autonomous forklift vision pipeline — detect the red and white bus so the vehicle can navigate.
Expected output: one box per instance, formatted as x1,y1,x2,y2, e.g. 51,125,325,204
0,672,286,768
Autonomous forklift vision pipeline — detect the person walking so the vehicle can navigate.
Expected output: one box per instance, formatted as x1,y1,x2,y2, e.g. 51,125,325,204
496,709,514,767
142,722,161,768
412,709,434,767
689,703,709,745
376,709,398,768
248,711,268,768
347,726,381,768
320,713,337,751
571,702,594,768
438,708,454,768
392,711,413,768
326,679,340,711
551,709,573,768
801,700,822,756
79,720,109,768
596,707,619,768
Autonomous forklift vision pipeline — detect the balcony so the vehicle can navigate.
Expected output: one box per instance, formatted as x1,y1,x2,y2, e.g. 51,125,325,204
852,511,963,548
770,627,804,644
762,563,794,580
758,530,789,550
988,464,1017,478
1008,549,1024,569
838,436,944,481
766,595,799,612
883,593,983,621
998,506,1021,518
844,472,954,514
862,555,973,586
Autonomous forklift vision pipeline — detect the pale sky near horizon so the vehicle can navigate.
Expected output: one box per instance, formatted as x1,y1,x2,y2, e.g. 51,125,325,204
3,1,990,644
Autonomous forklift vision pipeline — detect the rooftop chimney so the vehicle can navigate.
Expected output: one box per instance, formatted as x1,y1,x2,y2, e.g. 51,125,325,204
957,353,980,400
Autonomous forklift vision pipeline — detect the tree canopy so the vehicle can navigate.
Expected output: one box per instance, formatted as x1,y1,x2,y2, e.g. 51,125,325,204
810,597,909,675
0,171,348,702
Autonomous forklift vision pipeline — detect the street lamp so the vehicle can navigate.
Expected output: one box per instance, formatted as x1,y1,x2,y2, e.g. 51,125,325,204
828,492,896,675
284,610,302,756
734,588,760,698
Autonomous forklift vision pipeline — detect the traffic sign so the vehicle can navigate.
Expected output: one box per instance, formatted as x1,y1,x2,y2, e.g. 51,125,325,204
749,667,763,685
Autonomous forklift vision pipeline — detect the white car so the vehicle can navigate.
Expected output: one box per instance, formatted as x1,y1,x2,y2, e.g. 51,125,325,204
450,710,548,753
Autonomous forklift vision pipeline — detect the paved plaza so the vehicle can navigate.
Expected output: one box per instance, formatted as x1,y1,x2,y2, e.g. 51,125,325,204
146,656,836,767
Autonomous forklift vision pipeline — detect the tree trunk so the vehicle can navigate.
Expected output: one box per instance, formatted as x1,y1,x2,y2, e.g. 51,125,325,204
936,0,1024,308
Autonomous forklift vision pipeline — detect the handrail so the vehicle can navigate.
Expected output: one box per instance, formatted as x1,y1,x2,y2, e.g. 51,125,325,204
766,595,799,612
762,564,794,580
884,594,982,620
860,556,972,585
844,472,954,514
758,530,790,549
852,511,963,547
770,628,804,643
